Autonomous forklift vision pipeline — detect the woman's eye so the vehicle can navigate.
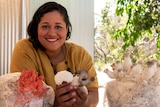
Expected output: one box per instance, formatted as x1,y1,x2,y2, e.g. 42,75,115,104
42,25,49,29
55,26,62,29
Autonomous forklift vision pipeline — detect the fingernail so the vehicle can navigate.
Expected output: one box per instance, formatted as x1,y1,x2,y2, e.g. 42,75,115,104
72,92,76,96
70,86,73,89
74,86,78,89
72,98,76,102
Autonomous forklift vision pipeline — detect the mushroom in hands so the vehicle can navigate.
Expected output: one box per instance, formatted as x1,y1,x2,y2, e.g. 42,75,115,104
55,70,95,94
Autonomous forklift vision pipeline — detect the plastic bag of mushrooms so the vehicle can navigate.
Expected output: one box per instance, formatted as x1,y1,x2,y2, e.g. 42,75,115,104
104,52,160,107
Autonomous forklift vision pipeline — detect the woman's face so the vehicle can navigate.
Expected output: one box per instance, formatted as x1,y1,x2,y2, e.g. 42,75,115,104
38,11,68,52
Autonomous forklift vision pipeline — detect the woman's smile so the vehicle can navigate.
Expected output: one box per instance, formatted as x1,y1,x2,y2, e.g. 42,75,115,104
46,38,59,42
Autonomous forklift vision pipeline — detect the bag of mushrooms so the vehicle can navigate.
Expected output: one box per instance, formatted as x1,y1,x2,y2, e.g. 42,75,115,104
104,52,160,107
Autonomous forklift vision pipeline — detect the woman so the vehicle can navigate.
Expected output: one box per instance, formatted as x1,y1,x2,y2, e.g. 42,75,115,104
10,2,98,107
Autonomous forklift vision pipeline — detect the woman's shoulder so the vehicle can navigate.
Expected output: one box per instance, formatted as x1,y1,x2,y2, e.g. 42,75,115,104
65,42,90,56
16,38,31,44
65,42,85,51
15,38,33,49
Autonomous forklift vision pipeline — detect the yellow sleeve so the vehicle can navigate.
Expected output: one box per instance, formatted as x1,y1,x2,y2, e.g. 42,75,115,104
10,39,39,72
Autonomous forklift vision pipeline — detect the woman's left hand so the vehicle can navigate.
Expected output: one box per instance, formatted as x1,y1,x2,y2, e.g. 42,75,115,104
72,86,88,107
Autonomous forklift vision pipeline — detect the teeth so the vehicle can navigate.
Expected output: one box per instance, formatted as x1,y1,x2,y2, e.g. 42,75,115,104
47,38,58,42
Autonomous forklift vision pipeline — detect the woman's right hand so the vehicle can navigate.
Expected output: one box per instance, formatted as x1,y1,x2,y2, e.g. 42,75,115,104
54,82,77,107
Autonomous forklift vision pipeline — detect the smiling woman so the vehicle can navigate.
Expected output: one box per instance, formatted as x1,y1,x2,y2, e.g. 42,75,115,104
10,1,98,107
0,0,95,76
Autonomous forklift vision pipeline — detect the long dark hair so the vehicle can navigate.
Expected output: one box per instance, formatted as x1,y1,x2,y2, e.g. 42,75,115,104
27,2,72,50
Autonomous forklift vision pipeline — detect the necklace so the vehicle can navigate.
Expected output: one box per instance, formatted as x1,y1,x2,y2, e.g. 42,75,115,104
50,44,71,74
51,60,71,74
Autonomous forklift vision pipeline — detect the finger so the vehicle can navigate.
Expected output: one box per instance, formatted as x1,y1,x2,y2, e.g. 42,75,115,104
56,82,70,89
55,87,77,106
58,93,77,107
60,91,77,102
76,87,87,99
73,87,87,105
61,98,76,107
74,94,82,105
56,84,74,97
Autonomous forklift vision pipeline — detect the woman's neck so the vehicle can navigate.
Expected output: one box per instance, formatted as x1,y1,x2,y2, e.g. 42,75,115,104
46,44,66,65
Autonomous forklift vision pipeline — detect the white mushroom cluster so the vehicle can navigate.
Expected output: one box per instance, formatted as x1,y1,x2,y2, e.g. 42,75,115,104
104,52,160,107
55,70,95,94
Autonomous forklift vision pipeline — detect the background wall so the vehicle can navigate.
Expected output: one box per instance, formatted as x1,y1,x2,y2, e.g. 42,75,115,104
0,0,29,75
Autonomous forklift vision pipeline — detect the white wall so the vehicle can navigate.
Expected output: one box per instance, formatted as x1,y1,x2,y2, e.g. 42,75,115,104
29,0,94,58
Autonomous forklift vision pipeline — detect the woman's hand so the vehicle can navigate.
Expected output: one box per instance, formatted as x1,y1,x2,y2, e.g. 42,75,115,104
72,86,88,107
54,82,77,107
54,82,98,107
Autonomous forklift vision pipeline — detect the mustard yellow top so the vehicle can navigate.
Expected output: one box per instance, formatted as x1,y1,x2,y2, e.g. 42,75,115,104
10,39,98,90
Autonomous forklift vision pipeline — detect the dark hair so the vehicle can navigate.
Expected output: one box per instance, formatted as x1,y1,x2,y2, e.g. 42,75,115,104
27,2,72,50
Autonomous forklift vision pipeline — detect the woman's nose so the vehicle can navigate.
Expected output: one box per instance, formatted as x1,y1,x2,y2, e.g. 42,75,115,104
48,27,57,35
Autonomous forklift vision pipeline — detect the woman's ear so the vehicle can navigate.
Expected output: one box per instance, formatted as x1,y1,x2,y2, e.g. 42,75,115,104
66,26,71,40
